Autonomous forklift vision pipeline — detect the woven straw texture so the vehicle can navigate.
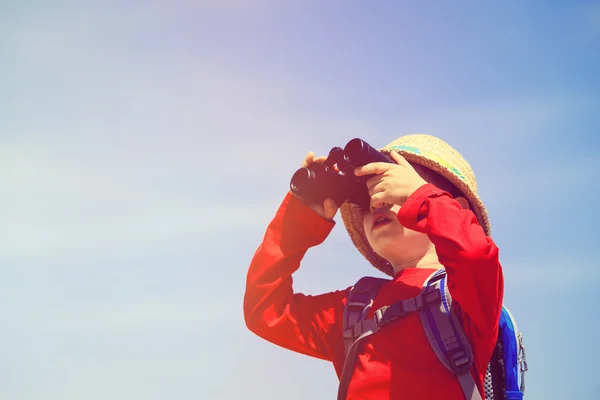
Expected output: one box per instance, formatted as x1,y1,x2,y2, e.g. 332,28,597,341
339,134,490,276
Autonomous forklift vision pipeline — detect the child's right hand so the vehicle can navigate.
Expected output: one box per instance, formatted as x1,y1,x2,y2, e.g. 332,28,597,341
298,152,339,220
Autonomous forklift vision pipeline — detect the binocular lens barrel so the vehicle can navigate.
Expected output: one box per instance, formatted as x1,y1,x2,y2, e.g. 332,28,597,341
344,138,391,166
290,168,313,197
344,138,368,159
344,138,374,166
290,163,331,203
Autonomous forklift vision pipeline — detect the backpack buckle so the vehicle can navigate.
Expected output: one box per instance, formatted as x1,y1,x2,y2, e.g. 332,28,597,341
346,301,369,310
449,349,471,374
374,307,387,325
374,302,405,326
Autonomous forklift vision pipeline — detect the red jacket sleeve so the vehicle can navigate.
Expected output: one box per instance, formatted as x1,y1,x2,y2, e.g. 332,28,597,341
243,192,348,362
397,183,504,342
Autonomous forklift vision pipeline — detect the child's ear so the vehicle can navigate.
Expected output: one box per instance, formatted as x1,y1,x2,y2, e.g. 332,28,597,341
455,196,470,210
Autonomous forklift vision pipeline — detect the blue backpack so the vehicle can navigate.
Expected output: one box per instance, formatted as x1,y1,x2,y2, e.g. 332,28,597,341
338,269,527,400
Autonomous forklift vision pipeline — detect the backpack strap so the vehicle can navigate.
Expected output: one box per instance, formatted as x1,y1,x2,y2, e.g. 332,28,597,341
337,270,485,400
337,277,387,400
342,276,388,354
337,273,442,400
420,270,482,400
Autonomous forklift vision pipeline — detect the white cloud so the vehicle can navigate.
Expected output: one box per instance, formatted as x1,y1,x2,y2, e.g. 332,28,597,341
25,293,236,335
0,145,285,259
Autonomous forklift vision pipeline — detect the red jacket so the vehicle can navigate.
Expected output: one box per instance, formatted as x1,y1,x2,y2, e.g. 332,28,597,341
244,184,504,399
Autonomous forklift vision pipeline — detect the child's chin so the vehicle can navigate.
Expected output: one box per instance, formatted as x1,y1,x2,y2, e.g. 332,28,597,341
372,237,407,255
379,233,430,253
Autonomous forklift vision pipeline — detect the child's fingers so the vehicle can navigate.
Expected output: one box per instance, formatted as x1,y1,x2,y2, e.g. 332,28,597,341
354,162,392,177
323,198,339,219
301,151,315,168
301,152,329,168
369,192,386,210
367,181,385,198
389,150,410,167
365,175,383,191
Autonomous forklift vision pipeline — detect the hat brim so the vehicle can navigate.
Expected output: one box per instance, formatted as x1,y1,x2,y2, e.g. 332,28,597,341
340,148,490,277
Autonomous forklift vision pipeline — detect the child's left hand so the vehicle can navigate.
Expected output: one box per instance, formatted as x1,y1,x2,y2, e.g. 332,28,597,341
354,150,428,209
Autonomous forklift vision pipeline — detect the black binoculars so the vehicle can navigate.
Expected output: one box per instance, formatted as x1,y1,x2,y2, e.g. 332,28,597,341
289,138,393,210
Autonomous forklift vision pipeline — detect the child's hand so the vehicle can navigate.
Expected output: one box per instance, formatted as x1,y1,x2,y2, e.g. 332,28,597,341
298,152,339,220
354,150,427,209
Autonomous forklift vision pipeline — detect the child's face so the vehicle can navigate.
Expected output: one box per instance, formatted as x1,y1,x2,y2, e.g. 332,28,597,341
362,205,433,266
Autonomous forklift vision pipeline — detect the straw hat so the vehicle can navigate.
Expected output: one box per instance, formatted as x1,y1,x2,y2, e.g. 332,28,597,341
339,134,490,276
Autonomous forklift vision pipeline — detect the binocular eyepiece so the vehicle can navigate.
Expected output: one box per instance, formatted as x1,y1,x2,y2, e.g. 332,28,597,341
290,138,393,210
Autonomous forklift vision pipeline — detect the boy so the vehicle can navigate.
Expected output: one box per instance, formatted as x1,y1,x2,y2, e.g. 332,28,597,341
243,134,503,399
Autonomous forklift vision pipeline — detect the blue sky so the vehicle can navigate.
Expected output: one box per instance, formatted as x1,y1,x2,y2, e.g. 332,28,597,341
1,1,599,399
